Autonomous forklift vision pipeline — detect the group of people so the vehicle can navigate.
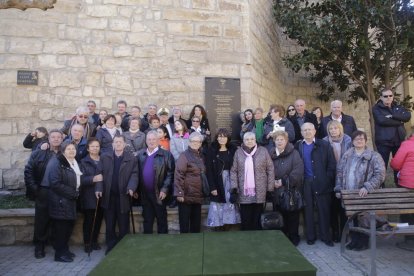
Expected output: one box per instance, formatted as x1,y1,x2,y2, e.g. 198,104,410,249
23,87,413,263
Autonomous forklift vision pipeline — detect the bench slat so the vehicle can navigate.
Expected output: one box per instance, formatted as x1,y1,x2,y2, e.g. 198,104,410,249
341,193,414,200
345,203,414,211
341,188,414,194
350,226,414,235
345,209,414,216
343,198,414,205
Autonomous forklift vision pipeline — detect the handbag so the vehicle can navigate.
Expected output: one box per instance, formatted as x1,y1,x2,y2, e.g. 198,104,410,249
261,203,284,230
278,178,304,212
184,151,210,197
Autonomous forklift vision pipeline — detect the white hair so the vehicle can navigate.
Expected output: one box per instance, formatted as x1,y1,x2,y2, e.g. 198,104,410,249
76,106,89,115
330,100,342,108
243,131,256,141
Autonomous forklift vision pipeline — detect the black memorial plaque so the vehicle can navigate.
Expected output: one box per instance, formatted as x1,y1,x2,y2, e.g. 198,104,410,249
205,77,241,142
17,70,38,85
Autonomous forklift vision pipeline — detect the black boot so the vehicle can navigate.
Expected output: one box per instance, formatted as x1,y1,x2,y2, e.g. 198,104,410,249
34,244,45,259
169,198,177,208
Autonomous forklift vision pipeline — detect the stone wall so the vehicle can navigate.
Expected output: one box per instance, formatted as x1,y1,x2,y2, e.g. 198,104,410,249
0,0,377,189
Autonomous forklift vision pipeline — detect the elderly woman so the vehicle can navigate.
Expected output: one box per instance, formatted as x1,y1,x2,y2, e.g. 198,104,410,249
206,128,240,230
174,132,206,233
95,115,121,154
123,117,146,156
263,104,295,149
230,131,275,231
270,131,304,245
47,141,82,262
335,130,386,251
323,120,352,242
80,138,104,253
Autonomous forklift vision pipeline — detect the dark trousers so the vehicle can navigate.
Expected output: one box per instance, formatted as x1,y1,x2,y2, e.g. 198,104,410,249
52,219,75,257
83,207,104,245
178,203,201,233
34,187,51,247
273,206,300,244
330,194,347,241
240,203,264,231
142,194,168,234
303,178,331,242
105,194,130,252
376,143,399,185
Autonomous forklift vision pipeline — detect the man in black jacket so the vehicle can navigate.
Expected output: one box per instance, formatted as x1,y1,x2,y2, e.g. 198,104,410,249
24,129,63,258
320,100,358,137
136,130,175,234
373,88,411,184
295,123,336,247
292,99,318,142
95,135,138,254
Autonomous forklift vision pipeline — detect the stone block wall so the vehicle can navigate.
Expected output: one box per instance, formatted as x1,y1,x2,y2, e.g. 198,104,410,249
0,0,375,189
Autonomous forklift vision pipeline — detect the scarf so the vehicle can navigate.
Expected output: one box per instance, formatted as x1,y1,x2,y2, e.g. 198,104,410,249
65,157,82,191
104,126,118,139
255,119,264,143
129,128,140,134
328,135,343,162
242,145,258,197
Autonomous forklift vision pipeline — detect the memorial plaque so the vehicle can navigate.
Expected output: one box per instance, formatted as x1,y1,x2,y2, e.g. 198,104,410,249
205,77,241,142
17,70,38,85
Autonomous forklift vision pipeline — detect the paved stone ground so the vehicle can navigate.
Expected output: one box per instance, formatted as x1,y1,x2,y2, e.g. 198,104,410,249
0,236,412,275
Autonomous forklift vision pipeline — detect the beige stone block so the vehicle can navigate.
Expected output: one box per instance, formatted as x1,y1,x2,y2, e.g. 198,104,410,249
157,79,186,92
85,5,118,17
183,76,204,91
0,88,13,104
165,92,189,106
9,38,43,54
0,122,12,135
83,86,93,97
119,7,134,17
65,26,91,41
49,71,82,88
0,20,57,38
105,73,132,91
125,0,149,5
0,227,15,245
206,51,248,64
1,105,34,118
67,89,83,97
0,37,6,53
84,72,103,86
234,39,249,52
0,151,12,168
215,39,233,51
173,37,213,51
127,33,155,45
109,19,131,31
38,108,53,121
77,17,108,30
222,64,240,76
11,151,30,168
38,55,65,69
103,0,125,4
218,0,242,12
15,226,33,243
81,44,113,56
179,51,206,63
3,168,25,190
43,40,78,54
133,47,165,58
100,96,113,109
62,96,88,108
167,22,193,35
106,31,126,44
101,58,138,71
224,26,242,38
193,0,215,10
199,63,222,76
67,56,87,67
153,0,173,6
131,22,146,32
0,56,27,69
12,89,33,104
54,0,81,13
163,9,230,23
114,45,133,57
195,23,221,36
0,71,15,85
94,88,105,97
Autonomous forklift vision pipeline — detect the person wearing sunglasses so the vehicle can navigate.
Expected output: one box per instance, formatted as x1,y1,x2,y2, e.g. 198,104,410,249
372,88,411,185
61,106,97,139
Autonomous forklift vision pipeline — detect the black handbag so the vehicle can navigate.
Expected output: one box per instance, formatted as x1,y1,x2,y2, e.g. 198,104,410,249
278,178,304,212
261,206,284,230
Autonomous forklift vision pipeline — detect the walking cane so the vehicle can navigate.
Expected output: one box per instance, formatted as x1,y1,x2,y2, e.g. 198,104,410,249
129,196,136,234
88,197,100,260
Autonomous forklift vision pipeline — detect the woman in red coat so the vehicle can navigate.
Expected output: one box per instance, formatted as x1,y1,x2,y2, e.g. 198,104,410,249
390,132,414,189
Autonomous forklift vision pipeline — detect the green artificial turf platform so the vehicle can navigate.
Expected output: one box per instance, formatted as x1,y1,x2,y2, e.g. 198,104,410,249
90,231,316,276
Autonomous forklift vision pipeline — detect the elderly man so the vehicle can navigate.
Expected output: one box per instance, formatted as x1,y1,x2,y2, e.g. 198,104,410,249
320,100,357,138
96,135,138,254
292,99,318,142
158,108,173,138
373,88,411,184
295,123,336,247
61,106,96,138
87,100,99,126
121,105,149,132
64,124,88,162
24,129,64,258
143,103,158,126
136,130,175,234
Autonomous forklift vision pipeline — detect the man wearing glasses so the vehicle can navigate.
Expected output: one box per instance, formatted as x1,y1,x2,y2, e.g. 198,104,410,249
61,106,96,139
372,88,411,184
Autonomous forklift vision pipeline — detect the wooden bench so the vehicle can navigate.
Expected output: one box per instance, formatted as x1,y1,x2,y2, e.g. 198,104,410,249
340,188,414,276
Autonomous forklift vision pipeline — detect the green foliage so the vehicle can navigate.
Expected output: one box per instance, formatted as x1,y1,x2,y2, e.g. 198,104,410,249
0,195,34,209
273,0,414,103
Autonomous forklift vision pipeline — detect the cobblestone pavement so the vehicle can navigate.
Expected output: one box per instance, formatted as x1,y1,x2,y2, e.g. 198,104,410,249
0,236,412,275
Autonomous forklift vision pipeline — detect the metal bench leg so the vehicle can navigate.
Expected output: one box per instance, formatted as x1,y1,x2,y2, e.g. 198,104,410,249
369,212,377,276
341,217,351,254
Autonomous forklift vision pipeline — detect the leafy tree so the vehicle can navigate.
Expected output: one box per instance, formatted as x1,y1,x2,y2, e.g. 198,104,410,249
273,0,414,143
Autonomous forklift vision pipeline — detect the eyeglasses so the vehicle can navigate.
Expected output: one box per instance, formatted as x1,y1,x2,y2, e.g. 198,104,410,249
78,115,88,119
288,109,295,112
190,140,202,143
382,94,393,98
192,120,200,123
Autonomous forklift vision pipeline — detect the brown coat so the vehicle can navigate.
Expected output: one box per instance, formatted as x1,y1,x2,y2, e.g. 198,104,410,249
174,148,204,204
230,145,275,204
